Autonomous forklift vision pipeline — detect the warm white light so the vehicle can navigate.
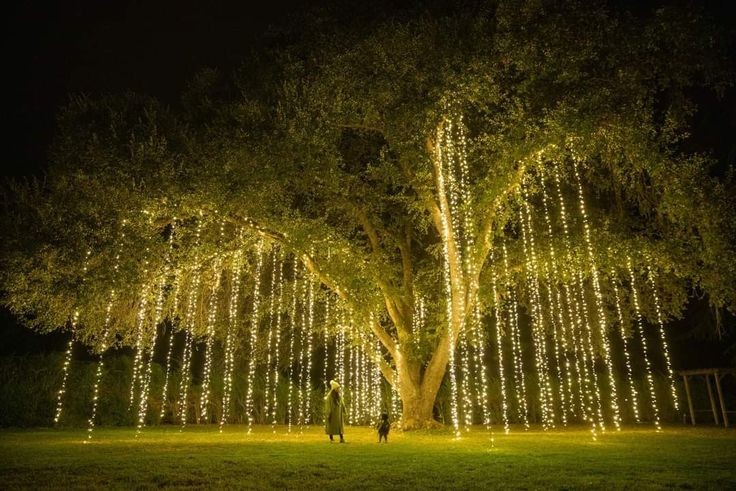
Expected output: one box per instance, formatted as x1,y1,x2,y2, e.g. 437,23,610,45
245,242,265,434
627,257,661,430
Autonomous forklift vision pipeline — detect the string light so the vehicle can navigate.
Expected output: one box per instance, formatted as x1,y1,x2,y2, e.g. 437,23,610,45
501,241,529,429
263,249,278,423
129,274,151,411
287,255,298,433
391,344,402,425
611,277,640,422
458,328,473,431
220,252,243,432
519,186,555,429
297,262,309,431
323,291,331,393
435,119,461,438
552,167,598,438
200,266,222,423
490,251,510,433
573,267,605,433
539,180,573,424
159,322,174,422
358,335,366,423
54,310,79,425
337,306,346,393
454,108,485,435
87,222,126,440
646,265,678,411
349,313,358,424
372,332,382,419
200,220,227,423
54,249,91,424
178,329,193,429
159,216,180,422
304,267,315,427
246,242,265,434
136,261,170,436
178,214,203,430
571,158,621,430
558,286,585,419
269,253,285,432
627,257,660,430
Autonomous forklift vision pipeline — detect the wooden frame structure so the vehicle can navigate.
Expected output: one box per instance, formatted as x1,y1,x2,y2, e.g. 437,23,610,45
679,368,735,428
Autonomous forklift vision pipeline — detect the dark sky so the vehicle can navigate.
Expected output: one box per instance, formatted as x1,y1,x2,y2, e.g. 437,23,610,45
5,0,736,178
5,0,315,178
2,0,735,364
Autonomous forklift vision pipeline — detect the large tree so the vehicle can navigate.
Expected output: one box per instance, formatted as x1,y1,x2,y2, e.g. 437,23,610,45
2,1,734,429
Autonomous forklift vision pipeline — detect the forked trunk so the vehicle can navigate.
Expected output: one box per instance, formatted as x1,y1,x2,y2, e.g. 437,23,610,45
394,332,452,430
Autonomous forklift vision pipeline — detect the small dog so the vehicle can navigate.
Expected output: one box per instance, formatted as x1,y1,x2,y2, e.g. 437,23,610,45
377,412,390,443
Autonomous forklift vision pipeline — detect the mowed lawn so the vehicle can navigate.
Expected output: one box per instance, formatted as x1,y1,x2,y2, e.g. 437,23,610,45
0,424,734,489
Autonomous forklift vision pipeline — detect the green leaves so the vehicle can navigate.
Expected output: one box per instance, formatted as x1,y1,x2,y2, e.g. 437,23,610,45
1,0,733,347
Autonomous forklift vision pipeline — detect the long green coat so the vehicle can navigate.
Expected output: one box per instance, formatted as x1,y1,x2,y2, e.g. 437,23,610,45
324,389,347,435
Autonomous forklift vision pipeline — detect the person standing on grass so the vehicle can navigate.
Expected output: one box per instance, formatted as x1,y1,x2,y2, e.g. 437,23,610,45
324,380,347,443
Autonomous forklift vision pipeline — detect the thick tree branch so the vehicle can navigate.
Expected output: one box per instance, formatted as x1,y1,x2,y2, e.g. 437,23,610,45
234,215,399,356
355,207,410,336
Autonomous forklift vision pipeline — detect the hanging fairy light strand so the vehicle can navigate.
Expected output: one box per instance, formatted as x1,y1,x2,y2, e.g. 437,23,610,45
159,218,180,422
501,241,529,429
136,218,178,435
54,249,91,425
490,250,510,433
627,257,660,429
304,266,316,427
179,214,203,430
270,254,285,431
200,266,222,422
435,117,462,438
178,328,194,430
87,221,127,441
296,263,308,430
372,338,382,419
220,251,243,432
611,276,640,422
552,167,598,437
129,269,151,411
455,107,490,435
286,255,299,432
323,291,331,391
136,263,171,435
519,185,555,428
264,249,279,424
200,220,227,423
571,157,621,430
646,265,678,411
539,179,573,424
55,309,80,425
159,270,181,421
245,242,265,434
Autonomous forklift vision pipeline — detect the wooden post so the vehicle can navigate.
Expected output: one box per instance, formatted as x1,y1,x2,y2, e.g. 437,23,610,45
705,374,720,425
713,371,729,428
683,374,696,425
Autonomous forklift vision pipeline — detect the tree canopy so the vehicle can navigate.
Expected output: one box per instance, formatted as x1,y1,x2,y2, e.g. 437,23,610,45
2,0,734,428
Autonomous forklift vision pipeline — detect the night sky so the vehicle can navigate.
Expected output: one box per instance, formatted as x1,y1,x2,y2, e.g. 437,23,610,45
2,0,735,366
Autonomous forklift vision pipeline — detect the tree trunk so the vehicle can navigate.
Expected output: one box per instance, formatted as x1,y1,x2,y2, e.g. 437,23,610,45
395,331,452,430
400,389,439,429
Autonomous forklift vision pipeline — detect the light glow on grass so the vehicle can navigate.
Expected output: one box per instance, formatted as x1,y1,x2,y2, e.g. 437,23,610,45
6,425,733,490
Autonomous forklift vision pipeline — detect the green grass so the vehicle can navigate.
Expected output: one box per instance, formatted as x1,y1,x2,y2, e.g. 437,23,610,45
1,424,734,489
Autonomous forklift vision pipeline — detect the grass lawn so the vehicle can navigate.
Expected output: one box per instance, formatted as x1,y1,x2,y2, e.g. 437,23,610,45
0,424,734,489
